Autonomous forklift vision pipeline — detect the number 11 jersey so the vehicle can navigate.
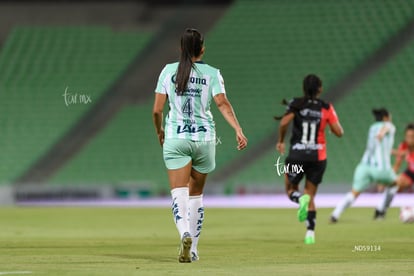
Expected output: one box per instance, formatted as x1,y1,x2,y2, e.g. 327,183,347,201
286,98,339,162
155,61,225,142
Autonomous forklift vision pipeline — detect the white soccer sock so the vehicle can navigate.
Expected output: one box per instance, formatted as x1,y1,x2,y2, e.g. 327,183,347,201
332,192,355,219
189,194,204,254
171,187,190,238
377,186,398,213
306,230,315,238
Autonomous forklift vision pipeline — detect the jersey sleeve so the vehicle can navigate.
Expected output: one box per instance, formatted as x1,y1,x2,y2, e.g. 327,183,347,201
155,65,168,94
285,98,297,113
326,104,339,125
387,122,396,136
365,125,377,154
211,70,226,96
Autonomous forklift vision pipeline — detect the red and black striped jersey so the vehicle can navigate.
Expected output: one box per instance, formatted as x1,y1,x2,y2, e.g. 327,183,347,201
285,97,339,161
397,142,414,173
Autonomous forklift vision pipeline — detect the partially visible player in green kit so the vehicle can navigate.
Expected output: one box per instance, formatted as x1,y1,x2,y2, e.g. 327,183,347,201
152,28,248,263
330,108,396,223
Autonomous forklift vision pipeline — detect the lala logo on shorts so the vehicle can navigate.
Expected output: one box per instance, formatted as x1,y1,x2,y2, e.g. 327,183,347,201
177,124,207,134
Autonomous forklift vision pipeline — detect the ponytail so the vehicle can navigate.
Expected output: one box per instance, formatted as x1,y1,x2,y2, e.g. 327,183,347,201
175,28,204,95
273,99,290,120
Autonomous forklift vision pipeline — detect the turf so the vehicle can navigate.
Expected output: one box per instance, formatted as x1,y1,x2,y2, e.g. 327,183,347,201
0,207,412,275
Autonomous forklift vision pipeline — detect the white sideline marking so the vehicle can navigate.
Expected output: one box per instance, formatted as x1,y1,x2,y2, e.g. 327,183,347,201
0,272,32,275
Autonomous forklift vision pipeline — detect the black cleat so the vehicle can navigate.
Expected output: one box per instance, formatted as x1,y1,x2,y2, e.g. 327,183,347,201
374,209,386,220
329,216,338,224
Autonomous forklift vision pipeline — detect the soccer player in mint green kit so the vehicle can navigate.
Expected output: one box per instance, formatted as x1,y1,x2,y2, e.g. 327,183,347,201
152,28,248,263
330,108,396,223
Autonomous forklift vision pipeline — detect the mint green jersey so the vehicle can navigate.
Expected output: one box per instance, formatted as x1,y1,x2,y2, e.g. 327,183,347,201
361,121,396,170
155,61,225,141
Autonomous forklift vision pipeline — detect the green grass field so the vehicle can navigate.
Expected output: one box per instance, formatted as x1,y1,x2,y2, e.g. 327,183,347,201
0,207,412,275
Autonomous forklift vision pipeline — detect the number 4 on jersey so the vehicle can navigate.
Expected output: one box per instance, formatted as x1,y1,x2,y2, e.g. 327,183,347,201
182,98,193,117
301,121,316,144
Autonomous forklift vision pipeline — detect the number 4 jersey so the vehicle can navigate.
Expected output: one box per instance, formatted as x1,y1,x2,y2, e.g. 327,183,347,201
286,97,339,162
155,61,225,142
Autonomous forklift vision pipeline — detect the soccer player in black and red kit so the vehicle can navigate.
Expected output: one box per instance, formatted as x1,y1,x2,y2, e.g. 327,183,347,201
276,74,344,244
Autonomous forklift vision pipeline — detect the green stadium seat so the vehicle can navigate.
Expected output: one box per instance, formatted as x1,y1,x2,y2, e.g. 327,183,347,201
0,26,151,184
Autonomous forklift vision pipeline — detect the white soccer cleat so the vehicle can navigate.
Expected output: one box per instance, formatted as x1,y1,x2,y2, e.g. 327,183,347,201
191,252,199,262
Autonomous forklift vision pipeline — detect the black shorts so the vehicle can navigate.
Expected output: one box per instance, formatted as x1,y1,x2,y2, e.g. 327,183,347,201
284,158,327,186
403,169,414,184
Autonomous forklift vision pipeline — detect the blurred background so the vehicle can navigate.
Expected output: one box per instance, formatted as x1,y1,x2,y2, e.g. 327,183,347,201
0,0,413,204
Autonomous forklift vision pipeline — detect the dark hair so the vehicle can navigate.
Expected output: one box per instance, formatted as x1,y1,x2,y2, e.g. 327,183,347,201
175,28,204,95
372,108,389,121
274,74,322,120
303,74,322,99
405,123,414,132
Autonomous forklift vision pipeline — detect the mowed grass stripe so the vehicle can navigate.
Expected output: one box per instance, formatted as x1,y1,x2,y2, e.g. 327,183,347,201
0,207,412,275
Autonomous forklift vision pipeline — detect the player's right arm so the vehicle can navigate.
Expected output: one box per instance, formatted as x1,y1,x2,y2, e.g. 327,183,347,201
276,112,294,155
153,66,169,146
376,125,390,141
393,143,406,173
393,156,403,173
152,93,167,146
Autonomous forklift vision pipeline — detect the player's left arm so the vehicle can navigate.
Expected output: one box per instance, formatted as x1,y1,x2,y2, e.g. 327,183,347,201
213,70,248,151
214,93,248,151
327,104,344,137
276,112,294,155
329,122,344,137
152,93,167,146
